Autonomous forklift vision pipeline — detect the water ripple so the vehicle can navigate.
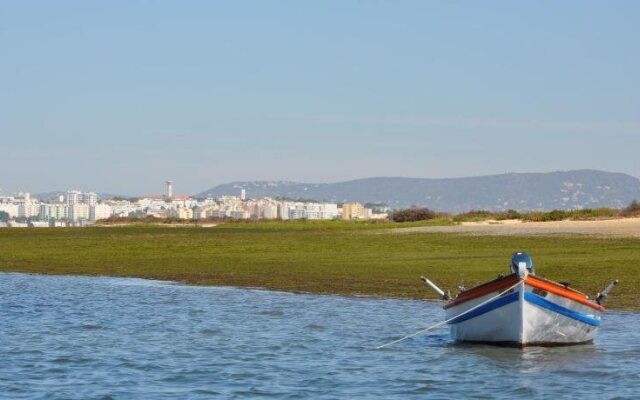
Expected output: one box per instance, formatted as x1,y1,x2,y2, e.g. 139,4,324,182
1,273,639,399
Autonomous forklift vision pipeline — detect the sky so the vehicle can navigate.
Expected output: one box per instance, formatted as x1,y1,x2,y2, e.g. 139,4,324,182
1,1,639,195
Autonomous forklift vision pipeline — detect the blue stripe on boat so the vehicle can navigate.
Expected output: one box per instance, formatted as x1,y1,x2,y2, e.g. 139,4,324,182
449,291,520,324
524,292,601,327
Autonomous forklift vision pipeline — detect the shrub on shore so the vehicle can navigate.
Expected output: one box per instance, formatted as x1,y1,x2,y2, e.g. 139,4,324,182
440,207,623,223
453,210,495,222
521,208,620,222
452,209,522,222
390,208,436,222
496,209,522,220
521,210,566,222
569,208,620,219
621,200,640,217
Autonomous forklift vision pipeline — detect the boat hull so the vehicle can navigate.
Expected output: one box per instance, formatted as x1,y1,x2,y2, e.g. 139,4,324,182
444,276,602,346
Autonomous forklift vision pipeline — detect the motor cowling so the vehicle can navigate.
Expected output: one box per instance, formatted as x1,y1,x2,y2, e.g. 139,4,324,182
510,252,535,275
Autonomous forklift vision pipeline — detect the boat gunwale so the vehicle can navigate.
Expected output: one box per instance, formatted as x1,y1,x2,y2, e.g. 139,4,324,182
443,274,520,309
525,275,604,312
444,273,604,312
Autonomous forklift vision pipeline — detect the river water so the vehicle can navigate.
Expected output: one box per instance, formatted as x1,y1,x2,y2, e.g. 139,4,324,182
1,273,638,399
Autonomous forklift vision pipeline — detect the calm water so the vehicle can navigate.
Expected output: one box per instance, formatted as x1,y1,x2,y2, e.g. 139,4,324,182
1,273,639,399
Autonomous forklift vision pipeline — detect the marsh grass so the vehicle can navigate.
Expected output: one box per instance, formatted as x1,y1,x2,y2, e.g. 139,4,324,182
451,208,623,223
0,223,638,310
522,208,621,222
215,218,456,231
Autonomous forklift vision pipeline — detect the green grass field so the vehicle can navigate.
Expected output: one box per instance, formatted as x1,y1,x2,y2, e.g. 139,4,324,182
0,221,638,310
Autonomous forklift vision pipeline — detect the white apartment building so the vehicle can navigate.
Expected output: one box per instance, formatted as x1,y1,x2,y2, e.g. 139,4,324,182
18,201,40,218
61,191,102,221
190,207,205,220
171,198,198,209
90,204,113,221
0,204,19,218
40,203,68,220
285,202,304,219
2,193,40,219
84,192,98,206
104,200,138,218
177,207,193,220
204,209,224,219
302,203,322,220
66,190,81,205
260,204,278,219
66,190,97,206
282,202,339,220
68,204,90,221
167,206,194,220
277,202,292,220
341,203,373,220
138,197,171,212
229,210,250,219
217,196,242,206
307,202,339,220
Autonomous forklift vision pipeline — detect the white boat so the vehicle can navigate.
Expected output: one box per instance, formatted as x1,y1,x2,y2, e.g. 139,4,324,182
440,252,615,347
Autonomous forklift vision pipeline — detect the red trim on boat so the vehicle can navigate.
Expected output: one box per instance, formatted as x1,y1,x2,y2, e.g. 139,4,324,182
443,275,520,310
524,275,604,312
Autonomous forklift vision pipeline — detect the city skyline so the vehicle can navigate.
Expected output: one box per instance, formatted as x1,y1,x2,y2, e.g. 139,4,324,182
0,187,382,227
2,1,639,194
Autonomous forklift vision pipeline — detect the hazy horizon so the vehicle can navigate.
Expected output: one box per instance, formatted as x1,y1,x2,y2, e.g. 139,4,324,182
1,168,636,198
2,1,639,195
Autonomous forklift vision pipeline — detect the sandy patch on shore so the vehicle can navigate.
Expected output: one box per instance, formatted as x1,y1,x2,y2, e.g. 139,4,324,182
390,217,640,237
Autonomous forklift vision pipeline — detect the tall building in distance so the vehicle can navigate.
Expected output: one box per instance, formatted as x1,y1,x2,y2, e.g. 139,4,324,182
67,190,97,206
64,190,100,222
165,181,173,199
66,190,81,205
240,189,246,201
84,192,98,206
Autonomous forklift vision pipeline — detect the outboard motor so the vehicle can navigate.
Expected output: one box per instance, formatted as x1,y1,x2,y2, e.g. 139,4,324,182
510,252,535,275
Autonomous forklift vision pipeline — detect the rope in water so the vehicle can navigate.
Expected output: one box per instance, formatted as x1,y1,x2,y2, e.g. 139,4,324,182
376,280,523,349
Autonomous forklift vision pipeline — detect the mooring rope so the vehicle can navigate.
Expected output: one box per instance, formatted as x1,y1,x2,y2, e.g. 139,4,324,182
376,280,523,349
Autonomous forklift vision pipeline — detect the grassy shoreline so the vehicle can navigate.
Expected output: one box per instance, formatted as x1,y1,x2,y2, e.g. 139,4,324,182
1,221,638,311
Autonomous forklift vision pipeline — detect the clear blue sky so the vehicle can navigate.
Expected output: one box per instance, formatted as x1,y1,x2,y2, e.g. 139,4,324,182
2,1,639,195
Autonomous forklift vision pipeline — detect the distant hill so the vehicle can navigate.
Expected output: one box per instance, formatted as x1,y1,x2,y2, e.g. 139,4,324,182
196,170,640,212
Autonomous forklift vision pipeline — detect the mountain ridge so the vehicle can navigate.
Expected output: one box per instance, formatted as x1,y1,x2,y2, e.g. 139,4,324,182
197,170,640,212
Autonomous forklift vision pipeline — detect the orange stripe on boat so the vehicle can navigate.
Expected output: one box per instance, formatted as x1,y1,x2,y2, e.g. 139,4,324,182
525,275,604,312
443,275,520,309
